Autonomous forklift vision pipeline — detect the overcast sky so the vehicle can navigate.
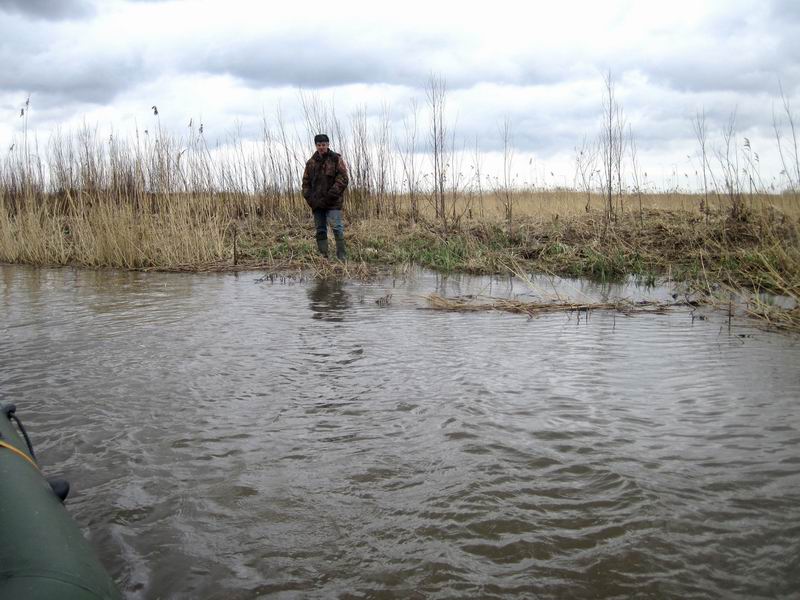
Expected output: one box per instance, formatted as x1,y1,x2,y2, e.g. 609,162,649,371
1,0,799,188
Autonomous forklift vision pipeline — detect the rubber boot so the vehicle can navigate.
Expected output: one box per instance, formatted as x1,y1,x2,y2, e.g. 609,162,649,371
316,237,328,258
335,237,347,261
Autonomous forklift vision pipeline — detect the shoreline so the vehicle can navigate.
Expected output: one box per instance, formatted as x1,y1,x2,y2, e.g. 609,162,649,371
3,206,795,282
3,205,797,331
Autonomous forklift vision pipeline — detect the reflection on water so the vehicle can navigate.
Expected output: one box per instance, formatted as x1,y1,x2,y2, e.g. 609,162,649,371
307,278,351,321
2,265,800,599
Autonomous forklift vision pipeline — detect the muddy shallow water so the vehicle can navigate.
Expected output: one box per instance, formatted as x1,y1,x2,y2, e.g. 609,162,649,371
2,265,799,599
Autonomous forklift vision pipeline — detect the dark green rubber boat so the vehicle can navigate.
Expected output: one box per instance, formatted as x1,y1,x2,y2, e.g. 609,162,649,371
0,403,122,599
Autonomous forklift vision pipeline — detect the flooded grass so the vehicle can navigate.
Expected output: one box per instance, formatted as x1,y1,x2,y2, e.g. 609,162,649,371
746,302,800,332
425,293,692,317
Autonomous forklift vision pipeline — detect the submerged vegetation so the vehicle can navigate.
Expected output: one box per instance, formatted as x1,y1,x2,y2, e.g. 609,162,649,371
1,78,799,330
425,294,692,318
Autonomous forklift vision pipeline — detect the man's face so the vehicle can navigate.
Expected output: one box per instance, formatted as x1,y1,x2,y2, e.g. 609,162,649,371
316,142,329,155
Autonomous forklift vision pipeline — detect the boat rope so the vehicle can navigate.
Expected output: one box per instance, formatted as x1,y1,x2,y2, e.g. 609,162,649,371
0,439,40,471
8,411,37,462
1,404,38,462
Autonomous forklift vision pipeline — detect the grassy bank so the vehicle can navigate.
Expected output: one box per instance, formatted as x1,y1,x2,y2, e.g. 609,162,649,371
1,190,798,330
2,191,797,286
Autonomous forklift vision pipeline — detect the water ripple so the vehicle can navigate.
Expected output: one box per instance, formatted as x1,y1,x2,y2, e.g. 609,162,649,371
2,265,799,598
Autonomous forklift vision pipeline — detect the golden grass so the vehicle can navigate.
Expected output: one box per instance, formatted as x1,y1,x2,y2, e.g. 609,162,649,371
0,195,229,269
2,192,797,282
391,190,800,220
745,300,800,332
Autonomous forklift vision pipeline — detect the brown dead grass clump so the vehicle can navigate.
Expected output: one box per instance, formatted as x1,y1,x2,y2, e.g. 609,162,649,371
426,293,695,318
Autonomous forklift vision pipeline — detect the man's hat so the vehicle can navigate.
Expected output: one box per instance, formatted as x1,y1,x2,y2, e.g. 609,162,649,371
314,134,330,143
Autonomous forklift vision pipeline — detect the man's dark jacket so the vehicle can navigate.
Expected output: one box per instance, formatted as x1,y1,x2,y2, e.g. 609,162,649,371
302,150,349,210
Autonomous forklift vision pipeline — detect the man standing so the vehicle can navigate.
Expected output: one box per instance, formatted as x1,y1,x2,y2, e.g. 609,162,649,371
302,134,349,260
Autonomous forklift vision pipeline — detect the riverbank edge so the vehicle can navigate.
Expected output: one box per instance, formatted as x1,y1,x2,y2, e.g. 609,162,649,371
2,208,798,330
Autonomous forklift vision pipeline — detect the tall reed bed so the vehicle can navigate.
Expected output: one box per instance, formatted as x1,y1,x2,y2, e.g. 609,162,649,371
1,81,798,292
1,117,798,273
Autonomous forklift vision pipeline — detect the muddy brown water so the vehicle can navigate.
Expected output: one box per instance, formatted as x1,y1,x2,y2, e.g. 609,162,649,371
2,265,799,599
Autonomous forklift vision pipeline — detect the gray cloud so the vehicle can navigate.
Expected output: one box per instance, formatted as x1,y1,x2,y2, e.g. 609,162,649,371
0,0,95,21
643,58,793,96
7,0,794,112
0,0,797,186
185,30,462,90
168,17,575,93
0,48,146,106
1,59,145,107
769,0,800,20
637,2,800,95
170,16,800,100
0,11,146,105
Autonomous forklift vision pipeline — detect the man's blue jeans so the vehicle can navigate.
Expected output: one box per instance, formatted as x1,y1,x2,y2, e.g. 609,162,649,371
313,208,344,241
